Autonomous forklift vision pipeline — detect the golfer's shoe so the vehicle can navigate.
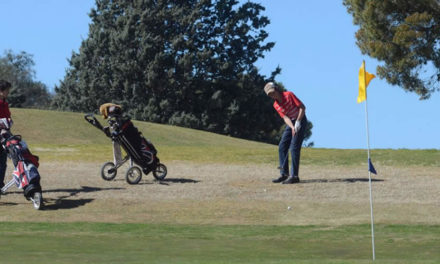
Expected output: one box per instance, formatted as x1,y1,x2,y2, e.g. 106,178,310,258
272,175,288,183
282,176,300,184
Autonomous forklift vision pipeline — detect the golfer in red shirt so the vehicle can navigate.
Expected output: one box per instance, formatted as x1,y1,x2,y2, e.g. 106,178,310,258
264,82,307,184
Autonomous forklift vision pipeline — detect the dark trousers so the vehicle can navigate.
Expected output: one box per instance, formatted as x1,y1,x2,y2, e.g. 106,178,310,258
279,116,307,177
0,148,7,187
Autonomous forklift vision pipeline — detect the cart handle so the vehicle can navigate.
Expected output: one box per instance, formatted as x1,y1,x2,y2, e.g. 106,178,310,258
84,114,104,131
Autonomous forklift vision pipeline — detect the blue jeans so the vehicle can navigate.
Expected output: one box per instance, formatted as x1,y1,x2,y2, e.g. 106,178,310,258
279,116,307,177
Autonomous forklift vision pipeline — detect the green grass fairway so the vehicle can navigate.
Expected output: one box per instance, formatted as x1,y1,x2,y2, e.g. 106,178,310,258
0,223,439,264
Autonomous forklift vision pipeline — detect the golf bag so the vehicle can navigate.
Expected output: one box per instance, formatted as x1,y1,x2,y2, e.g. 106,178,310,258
0,131,43,210
85,105,167,184
110,117,159,172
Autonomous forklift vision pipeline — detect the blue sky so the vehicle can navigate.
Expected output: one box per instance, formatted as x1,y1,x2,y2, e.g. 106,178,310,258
0,1,439,149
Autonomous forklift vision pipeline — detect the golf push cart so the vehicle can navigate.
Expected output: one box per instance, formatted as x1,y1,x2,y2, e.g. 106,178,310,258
0,118,43,210
84,103,167,184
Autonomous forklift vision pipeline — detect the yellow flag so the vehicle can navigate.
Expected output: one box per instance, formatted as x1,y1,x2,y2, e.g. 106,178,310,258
357,61,375,103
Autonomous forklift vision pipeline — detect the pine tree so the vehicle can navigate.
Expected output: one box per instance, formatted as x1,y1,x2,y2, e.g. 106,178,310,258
344,0,440,99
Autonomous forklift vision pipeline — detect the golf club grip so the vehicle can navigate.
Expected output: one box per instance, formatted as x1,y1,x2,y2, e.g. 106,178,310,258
84,114,104,130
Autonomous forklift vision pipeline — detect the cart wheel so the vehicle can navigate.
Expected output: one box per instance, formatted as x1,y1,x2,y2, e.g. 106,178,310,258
153,163,167,181
126,166,142,184
101,162,117,181
31,192,43,210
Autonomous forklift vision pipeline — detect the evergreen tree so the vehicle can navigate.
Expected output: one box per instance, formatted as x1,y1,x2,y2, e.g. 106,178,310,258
54,0,313,144
344,0,440,99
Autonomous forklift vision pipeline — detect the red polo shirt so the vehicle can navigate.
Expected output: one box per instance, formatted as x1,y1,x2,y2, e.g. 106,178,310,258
273,91,303,120
0,99,11,119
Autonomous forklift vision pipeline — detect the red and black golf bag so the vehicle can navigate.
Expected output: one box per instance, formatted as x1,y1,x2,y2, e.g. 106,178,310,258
110,118,158,171
0,118,43,209
2,133,42,198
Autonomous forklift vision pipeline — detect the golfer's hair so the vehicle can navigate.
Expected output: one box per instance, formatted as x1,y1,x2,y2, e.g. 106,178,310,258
0,80,11,91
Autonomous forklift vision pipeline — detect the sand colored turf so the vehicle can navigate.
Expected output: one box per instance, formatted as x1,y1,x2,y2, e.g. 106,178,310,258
1,161,438,226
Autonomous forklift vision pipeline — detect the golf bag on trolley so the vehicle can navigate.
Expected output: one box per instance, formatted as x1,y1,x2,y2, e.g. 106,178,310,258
84,103,167,184
0,118,43,210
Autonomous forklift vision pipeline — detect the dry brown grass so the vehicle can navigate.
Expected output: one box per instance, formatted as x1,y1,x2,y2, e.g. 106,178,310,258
1,161,439,226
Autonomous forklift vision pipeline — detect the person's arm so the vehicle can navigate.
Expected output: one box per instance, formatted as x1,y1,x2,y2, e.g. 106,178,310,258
296,104,306,122
293,104,306,133
6,104,11,119
288,91,306,129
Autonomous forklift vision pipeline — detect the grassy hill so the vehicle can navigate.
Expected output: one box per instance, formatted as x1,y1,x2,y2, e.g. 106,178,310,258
9,108,440,166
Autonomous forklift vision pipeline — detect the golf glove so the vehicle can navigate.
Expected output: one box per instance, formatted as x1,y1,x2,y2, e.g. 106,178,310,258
294,120,301,132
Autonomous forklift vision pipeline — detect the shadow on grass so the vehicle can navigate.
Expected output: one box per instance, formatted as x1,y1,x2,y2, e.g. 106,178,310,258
157,178,200,186
42,186,124,211
0,201,18,206
113,177,199,185
43,186,124,196
301,178,384,184
124,177,200,185
43,198,94,210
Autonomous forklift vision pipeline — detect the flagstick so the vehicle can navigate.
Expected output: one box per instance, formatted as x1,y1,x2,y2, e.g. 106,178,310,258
363,61,376,261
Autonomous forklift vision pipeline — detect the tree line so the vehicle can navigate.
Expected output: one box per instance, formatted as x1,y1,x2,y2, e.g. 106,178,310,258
19,0,440,145
0,50,51,108
52,0,292,144
0,0,314,145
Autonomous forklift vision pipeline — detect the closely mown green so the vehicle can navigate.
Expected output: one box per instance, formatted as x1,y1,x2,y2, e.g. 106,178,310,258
0,222,439,264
